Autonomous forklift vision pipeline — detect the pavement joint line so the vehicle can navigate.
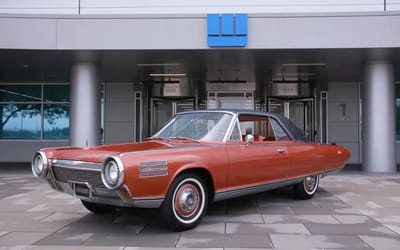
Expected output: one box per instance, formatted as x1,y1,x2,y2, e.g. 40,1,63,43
37,211,56,222
174,233,182,247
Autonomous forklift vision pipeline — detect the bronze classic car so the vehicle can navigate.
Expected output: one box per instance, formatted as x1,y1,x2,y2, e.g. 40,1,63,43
32,110,350,230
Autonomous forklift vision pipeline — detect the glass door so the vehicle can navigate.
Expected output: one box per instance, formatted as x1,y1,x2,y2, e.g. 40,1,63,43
289,98,314,142
268,98,315,142
151,98,194,135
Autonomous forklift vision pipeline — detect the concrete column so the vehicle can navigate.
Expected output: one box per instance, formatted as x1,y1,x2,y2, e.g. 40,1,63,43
362,50,396,172
70,54,100,147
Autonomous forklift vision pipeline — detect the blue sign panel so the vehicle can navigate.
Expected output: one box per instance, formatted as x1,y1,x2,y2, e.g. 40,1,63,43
207,14,248,47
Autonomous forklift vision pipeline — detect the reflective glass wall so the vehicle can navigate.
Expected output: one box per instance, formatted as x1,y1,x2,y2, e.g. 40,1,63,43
0,84,69,140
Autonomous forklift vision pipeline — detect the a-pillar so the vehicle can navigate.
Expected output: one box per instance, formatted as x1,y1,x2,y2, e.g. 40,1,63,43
70,52,101,147
362,49,396,172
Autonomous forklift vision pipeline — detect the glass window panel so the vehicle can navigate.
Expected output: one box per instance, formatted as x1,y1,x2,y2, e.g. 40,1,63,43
0,104,41,139
0,85,41,102
43,104,69,140
43,85,69,102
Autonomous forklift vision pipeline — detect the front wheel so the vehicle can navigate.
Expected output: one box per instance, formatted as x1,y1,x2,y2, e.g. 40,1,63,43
81,200,116,214
161,174,208,231
293,174,320,199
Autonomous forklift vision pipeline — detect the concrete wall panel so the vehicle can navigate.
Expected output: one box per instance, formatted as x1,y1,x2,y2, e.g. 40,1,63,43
328,102,359,122
104,122,134,143
328,122,359,142
0,141,68,162
328,82,360,164
81,1,384,14
105,82,135,102
54,14,400,50
250,15,400,49
56,18,206,49
104,82,135,143
0,1,387,15
0,0,78,14
387,1,400,11
1,14,400,50
0,18,57,49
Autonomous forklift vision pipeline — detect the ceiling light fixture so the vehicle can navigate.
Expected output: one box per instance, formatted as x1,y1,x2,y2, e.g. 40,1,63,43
275,73,314,76
149,73,186,77
137,63,181,67
282,63,327,66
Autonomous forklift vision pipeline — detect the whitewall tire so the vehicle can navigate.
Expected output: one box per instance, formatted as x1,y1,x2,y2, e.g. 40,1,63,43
161,174,208,231
293,174,320,199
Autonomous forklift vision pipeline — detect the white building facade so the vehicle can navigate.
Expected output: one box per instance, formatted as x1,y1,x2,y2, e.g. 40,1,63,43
0,1,399,172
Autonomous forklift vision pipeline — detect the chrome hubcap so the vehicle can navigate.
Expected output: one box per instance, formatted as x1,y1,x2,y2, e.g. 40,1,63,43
174,183,200,218
179,189,196,212
304,175,317,192
306,176,315,188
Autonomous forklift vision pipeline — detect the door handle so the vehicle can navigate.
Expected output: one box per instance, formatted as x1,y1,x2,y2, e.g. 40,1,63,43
277,148,285,153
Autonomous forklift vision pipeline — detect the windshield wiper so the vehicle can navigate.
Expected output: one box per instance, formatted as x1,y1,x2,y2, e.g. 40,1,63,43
168,137,200,143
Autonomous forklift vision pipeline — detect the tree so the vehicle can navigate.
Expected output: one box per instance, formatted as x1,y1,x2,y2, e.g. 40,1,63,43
0,103,69,139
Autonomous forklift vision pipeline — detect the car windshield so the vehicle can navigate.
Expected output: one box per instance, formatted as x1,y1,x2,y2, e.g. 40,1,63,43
152,112,233,142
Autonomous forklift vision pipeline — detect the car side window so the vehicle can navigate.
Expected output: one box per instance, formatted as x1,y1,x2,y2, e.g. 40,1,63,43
238,115,277,142
229,122,242,141
270,118,291,141
236,115,293,142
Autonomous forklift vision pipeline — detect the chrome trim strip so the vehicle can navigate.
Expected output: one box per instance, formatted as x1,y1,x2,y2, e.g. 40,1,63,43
139,171,168,178
131,198,164,208
120,146,211,157
320,166,344,178
138,160,168,178
138,161,167,167
51,159,101,172
214,178,303,202
139,166,168,173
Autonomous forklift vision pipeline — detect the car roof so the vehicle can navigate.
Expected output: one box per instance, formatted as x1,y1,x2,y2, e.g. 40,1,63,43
177,109,306,142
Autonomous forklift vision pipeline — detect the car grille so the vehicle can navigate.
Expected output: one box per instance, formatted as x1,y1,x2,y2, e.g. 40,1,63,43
51,161,106,189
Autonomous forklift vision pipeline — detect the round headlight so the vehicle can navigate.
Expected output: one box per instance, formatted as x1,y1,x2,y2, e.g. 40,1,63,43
101,157,124,190
32,151,48,178
107,161,119,183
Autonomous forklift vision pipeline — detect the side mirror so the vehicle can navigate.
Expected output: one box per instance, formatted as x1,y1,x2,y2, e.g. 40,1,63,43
245,134,254,144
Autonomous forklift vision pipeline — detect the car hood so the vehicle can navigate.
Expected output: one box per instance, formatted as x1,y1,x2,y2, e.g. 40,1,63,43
44,140,177,163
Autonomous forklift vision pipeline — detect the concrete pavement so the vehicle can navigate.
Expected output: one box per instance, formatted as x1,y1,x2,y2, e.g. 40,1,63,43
0,168,399,249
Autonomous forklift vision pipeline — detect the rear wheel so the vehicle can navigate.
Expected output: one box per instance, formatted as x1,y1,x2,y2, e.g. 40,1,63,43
81,200,116,214
293,174,320,199
161,174,208,231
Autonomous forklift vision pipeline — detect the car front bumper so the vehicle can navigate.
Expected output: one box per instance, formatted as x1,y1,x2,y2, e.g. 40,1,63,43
43,159,164,208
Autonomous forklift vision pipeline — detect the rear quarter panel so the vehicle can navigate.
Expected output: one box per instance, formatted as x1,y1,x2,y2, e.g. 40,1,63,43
286,142,350,179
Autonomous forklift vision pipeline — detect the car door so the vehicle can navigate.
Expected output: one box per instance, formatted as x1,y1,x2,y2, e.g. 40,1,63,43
225,115,290,190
